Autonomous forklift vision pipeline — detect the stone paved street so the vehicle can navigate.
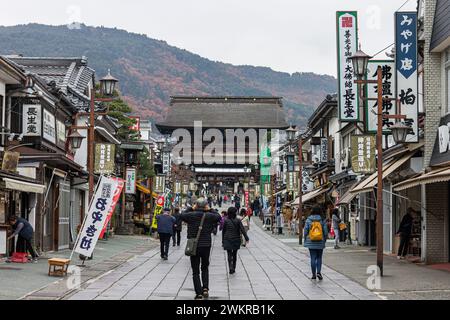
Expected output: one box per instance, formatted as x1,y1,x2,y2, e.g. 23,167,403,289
65,220,378,300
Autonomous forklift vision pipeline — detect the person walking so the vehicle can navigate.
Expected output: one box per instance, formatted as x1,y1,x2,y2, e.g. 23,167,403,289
222,207,249,274
7,215,38,262
219,210,227,231
252,197,261,217
304,206,328,280
331,208,341,249
181,198,221,300
218,195,223,208
396,207,417,259
234,194,241,211
172,208,182,247
238,208,250,246
156,208,176,260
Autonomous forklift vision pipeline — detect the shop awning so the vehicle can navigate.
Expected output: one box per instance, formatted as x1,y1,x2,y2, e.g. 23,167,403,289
2,177,45,194
393,167,450,191
336,181,360,205
135,183,158,198
350,152,415,194
290,186,330,205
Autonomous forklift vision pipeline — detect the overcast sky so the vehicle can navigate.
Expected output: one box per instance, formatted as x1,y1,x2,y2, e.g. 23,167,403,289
0,0,417,76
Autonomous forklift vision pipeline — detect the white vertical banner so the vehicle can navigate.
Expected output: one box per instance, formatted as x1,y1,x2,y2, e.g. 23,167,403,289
125,168,136,194
366,61,396,133
337,11,359,122
395,12,418,142
74,176,120,257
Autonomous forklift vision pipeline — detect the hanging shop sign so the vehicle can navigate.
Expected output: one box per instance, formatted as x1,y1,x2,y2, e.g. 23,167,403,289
74,176,122,257
22,104,41,136
2,151,20,173
162,151,171,174
174,182,181,194
263,183,272,197
286,171,299,191
43,109,56,144
351,135,376,173
366,60,396,133
94,143,115,174
151,195,165,229
182,183,189,195
99,178,124,239
255,184,261,196
125,168,136,194
302,168,314,193
336,11,359,121
320,138,328,163
395,11,418,142
245,191,249,208
56,120,66,145
275,194,282,217
430,114,450,166
153,175,166,193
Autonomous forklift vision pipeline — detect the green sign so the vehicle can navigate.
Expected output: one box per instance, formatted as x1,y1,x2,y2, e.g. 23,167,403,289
94,143,115,174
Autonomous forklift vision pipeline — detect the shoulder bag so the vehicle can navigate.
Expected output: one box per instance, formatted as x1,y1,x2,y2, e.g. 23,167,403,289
185,212,206,256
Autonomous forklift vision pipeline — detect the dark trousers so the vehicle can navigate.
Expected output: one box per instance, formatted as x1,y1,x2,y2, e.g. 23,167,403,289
309,249,323,276
398,233,410,257
16,235,38,258
190,246,211,295
172,230,181,246
159,233,171,257
227,250,238,272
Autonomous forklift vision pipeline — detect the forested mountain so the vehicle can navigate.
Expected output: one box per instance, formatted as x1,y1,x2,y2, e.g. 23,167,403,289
0,23,337,126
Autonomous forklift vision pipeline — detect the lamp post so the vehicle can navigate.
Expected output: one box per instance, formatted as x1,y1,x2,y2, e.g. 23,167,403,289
349,48,411,276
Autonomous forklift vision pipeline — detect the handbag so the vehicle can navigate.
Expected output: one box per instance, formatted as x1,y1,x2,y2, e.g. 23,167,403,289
185,212,206,256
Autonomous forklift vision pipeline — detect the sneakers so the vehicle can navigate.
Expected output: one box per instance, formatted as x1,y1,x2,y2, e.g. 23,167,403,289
317,273,323,281
311,275,317,280
163,256,168,260
334,245,341,249
202,288,209,299
194,295,204,300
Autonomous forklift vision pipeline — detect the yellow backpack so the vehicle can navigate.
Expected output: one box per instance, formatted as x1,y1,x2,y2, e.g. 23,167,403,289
309,221,323,241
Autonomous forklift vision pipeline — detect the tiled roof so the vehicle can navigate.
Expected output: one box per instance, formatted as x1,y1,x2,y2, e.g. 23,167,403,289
7,56,94,110
157,96,288,131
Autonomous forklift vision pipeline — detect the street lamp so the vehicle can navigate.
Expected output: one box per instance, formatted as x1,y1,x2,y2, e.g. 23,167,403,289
67,130,85,149
349,47,410,276
100,69,119,96
390,122,413,144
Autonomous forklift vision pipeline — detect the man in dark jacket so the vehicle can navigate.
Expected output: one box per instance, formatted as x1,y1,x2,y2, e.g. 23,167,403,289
396,207,417,259
180,198,221,300
252,198,261,217
172,208,182,247
156,208,176,260
8,215,38,262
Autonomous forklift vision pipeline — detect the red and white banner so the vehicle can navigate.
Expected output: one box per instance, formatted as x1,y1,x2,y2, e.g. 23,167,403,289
99,178,124,239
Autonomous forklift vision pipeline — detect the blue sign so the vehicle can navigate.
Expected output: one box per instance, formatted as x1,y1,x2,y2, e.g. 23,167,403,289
395,12,417,79
275,194,282,217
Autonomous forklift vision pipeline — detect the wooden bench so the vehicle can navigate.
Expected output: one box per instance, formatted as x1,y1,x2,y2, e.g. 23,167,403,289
48,258,70,277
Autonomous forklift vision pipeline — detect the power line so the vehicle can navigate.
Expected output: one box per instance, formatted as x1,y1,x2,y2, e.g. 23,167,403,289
397,0,412,11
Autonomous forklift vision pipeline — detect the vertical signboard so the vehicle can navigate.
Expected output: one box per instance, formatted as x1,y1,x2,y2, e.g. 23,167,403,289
153,175,166,193
95,144,115,174
395,12,418,142
301,168,314,193
74,176,121,257
337,11,359,121
22,104,41,136
162,151,171,174
99,178,124,239
125,168,136,194
351,135,376,173
320,138,328,163
366,60,396,133
151,195,165,229
43,109,56,143
286,171,298,191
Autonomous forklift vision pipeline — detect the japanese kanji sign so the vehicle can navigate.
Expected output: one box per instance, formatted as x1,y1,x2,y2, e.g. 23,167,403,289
351,135,376,173
43,109,56,144
366,60,396,133
153,175,166,193
395,12,418,142
286,171,299,191
74,176,122,257
99,178,124,239
263,183,272,197
94,143,115,174
125,168,136,194
320,138,328,163
301,168,314,193
337,11,359,121
22,104,41,137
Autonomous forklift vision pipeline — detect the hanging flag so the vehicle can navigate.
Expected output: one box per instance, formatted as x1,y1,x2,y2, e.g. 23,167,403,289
99,177,124,239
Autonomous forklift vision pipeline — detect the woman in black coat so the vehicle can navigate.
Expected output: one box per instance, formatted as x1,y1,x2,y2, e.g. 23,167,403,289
222,207,249,274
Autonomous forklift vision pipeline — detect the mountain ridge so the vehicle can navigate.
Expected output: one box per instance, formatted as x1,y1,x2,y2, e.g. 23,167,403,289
0,23,337,126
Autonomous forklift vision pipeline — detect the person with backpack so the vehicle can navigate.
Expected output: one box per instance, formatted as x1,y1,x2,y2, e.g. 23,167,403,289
304,206,328,280
180,198,221,300
222,207,249,274
331,208,341,249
